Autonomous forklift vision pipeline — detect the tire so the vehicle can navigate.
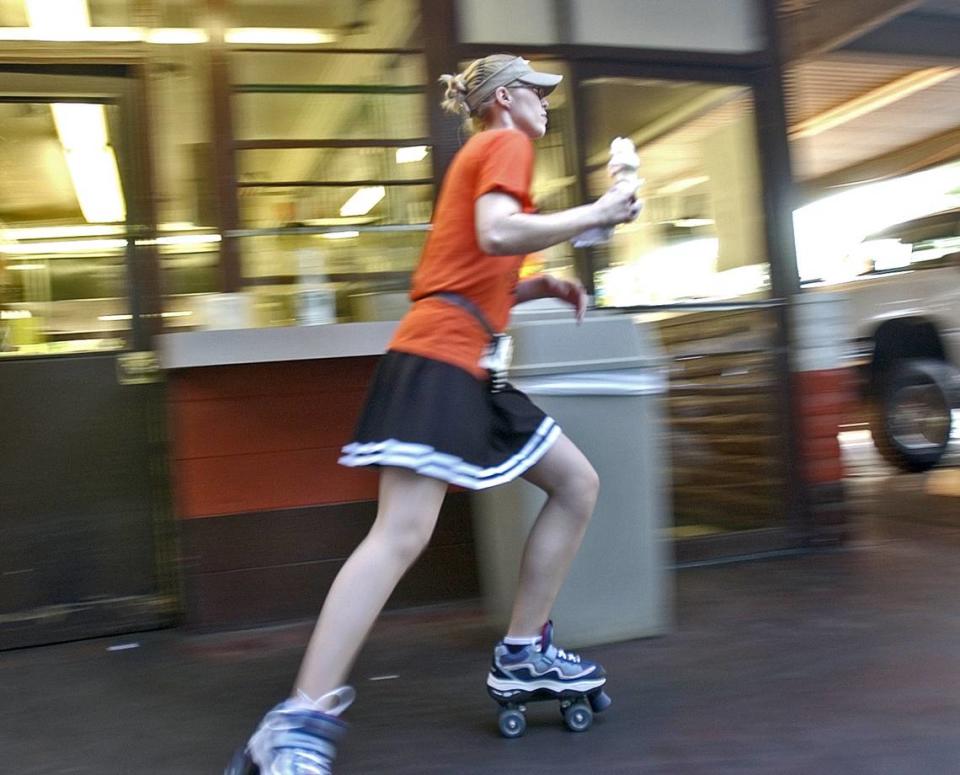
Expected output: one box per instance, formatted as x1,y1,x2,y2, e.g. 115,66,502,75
870,358,957,472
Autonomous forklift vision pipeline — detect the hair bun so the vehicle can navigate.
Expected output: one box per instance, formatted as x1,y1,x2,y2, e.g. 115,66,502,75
439,73,469,117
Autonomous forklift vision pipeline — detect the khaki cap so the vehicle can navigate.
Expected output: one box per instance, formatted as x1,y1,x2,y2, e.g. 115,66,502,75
465,57,562,113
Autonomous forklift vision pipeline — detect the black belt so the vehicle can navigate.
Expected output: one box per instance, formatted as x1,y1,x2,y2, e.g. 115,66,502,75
423,292,511,392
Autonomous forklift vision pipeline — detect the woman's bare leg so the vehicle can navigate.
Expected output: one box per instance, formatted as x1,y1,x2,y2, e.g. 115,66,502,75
295,466,448,701
507,433,600,637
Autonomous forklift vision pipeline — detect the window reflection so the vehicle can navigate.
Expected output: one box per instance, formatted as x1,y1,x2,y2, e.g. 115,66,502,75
231,9,430,324
0,101,130,357
581,79,768,307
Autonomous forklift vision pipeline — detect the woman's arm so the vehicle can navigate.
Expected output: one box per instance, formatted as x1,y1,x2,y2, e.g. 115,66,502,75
515,274,588,322
475,181,639,257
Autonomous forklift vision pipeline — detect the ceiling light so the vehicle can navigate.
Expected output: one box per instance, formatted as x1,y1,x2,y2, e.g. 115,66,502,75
791,67,960,140
151,234,222,246
396,146,429,164
0,225,121,240
158,222,199,231
340,186,386,217
5,263,45,270
0,310,33,320
672,218,715,228
146,28,209,44
1,238,126,254
320,230,361,240
25,0,90,31
225,28,337,45
0,26,209,43
63,149,126,223
51,103,109,150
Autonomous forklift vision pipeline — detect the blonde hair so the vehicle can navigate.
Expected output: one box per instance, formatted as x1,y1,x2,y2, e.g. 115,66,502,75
439,54,516,133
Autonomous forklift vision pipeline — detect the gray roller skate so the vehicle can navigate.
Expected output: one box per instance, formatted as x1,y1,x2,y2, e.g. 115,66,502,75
226,686,355,775
486,621,611,738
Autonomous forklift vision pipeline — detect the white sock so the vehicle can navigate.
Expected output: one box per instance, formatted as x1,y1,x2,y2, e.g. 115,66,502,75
503,634,541,647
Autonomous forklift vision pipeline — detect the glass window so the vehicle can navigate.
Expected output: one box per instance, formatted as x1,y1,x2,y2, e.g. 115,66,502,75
229,0,429,324
524,60,579,283
580,78,768,307
0,101,131,356
150,39,223,331
578,75,787,545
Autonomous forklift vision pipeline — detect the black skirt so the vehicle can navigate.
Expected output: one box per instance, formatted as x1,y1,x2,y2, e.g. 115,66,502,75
338,351,560,490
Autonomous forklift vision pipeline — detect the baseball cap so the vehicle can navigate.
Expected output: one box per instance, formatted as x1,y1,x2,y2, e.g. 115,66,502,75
464,57,562,113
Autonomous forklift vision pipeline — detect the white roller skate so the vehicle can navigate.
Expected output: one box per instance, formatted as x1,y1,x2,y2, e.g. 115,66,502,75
226,686,355,775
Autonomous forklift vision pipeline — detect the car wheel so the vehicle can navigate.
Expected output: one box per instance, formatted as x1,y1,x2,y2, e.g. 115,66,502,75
870,358,956,472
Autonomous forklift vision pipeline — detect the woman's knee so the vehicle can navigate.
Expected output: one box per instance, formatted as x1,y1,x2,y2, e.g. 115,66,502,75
370,507,436,564
572,462,601,510
551,460,600,516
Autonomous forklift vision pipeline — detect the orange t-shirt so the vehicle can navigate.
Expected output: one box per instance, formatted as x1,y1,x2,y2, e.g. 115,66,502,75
389,128,536,379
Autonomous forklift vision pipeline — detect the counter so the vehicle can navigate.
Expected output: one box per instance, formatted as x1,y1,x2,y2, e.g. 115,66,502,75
159,321,479,631
158,321,399,369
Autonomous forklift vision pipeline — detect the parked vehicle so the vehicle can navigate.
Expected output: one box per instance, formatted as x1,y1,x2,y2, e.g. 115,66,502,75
807,207,960,472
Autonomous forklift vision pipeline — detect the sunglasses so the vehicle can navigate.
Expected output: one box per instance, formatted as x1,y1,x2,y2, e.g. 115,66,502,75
509,84,548,102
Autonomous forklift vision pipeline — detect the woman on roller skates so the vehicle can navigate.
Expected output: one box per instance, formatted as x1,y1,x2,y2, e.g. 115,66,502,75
228,53,641,774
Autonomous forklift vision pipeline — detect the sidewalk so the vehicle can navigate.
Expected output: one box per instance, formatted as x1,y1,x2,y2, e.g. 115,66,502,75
6,500,960,774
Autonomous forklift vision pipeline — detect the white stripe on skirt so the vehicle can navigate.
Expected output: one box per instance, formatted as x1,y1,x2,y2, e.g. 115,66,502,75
338,417,562,490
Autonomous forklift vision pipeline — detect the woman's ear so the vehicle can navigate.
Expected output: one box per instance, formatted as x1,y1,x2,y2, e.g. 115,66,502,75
493,85,512,109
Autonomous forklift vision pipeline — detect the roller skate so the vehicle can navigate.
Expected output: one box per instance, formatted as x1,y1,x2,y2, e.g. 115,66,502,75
225,686,355,774
486,621,611,738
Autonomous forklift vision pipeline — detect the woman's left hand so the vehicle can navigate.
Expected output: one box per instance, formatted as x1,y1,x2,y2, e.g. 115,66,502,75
541,275,588,323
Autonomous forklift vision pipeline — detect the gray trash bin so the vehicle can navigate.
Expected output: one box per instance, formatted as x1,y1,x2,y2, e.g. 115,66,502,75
472,311,672,647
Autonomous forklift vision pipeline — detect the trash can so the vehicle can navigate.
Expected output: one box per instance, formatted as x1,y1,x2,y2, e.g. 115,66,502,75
472,311,673,647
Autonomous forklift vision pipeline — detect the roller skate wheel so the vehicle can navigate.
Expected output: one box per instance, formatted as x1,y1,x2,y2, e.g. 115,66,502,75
562,701,593,733
589,690,612,713
498,707,527,739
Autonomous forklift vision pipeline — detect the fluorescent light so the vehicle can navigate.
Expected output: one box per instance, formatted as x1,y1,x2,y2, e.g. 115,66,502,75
396,146,429,164
158,222,199,231
791,67,960,140
0,310,32,320
48,100,126,224
673,218,715,228
51,104,109,150
0,26,211,43
1,238,126,254
0,225,121,240
99,311,194,322
25,0,91,31
151,234,222,246
146,28,209,44
340,186,385,217
64,148,126,223
5,263,45,271
225,28,337,45
320,230,360,240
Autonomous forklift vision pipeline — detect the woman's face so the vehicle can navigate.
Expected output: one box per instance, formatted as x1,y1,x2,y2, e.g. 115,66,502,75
506,85,549,138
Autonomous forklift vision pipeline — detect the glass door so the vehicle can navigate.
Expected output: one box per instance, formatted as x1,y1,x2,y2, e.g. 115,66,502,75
575,69,796,562
0,68,175,648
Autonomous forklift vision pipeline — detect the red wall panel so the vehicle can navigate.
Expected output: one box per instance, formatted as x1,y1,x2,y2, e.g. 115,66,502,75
169,356,381,518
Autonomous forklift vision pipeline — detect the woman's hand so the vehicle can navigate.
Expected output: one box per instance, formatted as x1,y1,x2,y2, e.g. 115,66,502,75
593,180,642,227
540,274,588,323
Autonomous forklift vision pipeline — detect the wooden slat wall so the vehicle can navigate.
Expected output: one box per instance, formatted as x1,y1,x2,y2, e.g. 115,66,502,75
655,309,785,531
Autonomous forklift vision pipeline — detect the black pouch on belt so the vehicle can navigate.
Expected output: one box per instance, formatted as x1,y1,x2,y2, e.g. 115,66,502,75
427,292,513,392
